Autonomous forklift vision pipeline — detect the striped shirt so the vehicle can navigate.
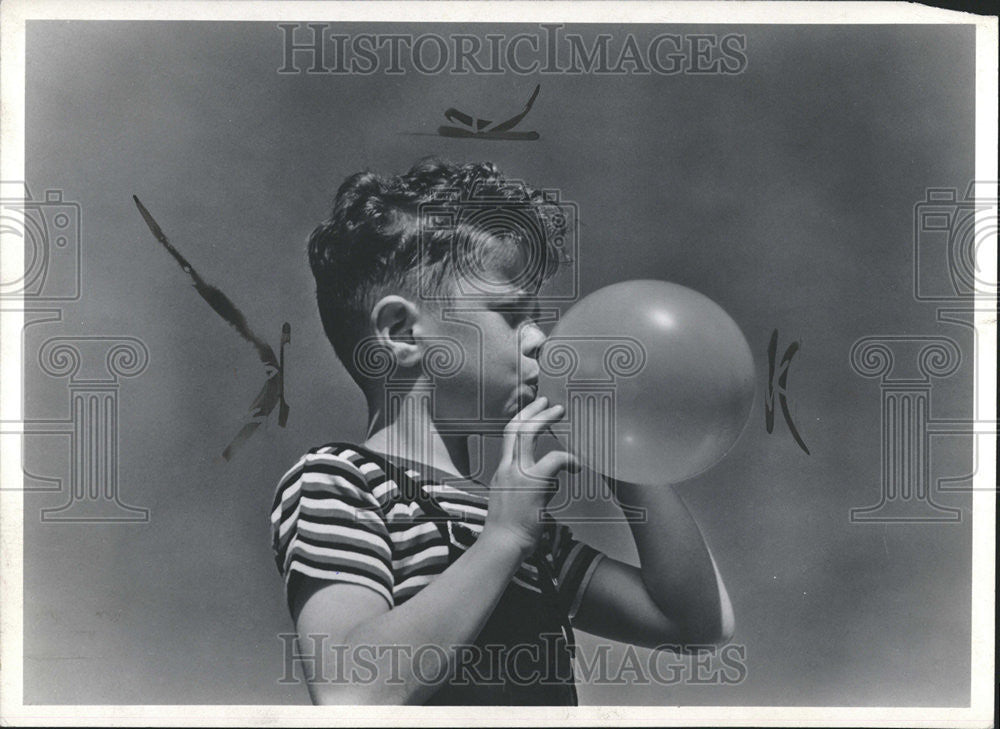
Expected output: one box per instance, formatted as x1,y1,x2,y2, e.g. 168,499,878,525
270,442,605,617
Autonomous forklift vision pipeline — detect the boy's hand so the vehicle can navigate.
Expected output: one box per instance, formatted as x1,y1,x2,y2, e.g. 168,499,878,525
483,396,581,558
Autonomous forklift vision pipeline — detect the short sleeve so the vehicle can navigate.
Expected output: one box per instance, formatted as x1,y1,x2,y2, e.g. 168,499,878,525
271,449,394,608
549,522,606,620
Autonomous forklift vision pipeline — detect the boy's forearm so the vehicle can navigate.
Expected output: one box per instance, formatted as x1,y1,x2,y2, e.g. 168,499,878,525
332,529,527,705
613,480,733,643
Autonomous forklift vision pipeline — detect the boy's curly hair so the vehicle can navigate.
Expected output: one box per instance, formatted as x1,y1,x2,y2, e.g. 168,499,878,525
308,158,570,386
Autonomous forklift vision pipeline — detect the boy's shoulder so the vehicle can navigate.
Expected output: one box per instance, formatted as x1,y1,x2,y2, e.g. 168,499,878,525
272,441,437,511
278,441,374,482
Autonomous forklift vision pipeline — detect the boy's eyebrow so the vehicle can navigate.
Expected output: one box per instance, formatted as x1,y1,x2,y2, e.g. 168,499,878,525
489,292,544,322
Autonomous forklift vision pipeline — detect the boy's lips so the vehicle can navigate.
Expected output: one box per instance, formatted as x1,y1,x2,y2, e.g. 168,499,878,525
515,376,539,402
516,371,539,404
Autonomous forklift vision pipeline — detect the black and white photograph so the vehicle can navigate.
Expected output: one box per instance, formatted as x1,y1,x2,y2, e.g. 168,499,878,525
0,1,996,725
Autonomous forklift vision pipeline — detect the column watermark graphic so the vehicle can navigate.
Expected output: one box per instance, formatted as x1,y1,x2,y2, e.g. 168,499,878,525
537,335,647,523
27,337,149,522
849,336,963,522
353,333,477,486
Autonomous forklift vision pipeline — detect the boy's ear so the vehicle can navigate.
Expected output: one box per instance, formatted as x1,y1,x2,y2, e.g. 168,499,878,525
371,295,422,368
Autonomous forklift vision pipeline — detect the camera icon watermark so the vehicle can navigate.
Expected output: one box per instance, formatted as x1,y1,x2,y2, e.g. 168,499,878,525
1,182,82,302
913,181,997,303
416,181,578,303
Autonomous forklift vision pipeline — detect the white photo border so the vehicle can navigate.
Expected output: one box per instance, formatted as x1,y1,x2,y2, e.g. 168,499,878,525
1,2,995,726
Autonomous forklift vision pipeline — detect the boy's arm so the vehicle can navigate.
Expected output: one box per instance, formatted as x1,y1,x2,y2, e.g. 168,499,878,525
293,397,578,704
294,528,528,705
571,480,735,649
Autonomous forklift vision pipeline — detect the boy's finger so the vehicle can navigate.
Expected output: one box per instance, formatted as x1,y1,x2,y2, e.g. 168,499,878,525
531,450,581,481
515,404,565,465
501,396,549,462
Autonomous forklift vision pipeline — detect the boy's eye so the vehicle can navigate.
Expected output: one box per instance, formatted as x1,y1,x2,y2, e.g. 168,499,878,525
496,305,541,326
500,309,524,325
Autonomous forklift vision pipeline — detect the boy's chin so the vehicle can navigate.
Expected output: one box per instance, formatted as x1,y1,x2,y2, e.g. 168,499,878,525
508,387,539,414
476,397,524,425
456,387,536,428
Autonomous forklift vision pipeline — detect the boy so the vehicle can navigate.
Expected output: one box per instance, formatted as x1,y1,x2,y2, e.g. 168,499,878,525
270,159,734,705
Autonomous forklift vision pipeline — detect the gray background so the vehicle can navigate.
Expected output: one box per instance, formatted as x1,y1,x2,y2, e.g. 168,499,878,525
22,21,976,705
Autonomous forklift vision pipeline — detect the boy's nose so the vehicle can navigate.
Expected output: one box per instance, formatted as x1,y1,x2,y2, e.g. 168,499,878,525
521,322,546,359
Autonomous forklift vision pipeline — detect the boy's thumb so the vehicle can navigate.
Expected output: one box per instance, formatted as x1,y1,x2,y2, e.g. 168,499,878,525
534,450,582,478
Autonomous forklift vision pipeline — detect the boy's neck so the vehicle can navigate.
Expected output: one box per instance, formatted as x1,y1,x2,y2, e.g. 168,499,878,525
362,388,471,480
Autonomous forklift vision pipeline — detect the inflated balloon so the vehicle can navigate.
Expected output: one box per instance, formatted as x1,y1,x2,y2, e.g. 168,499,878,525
538,280,755,485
